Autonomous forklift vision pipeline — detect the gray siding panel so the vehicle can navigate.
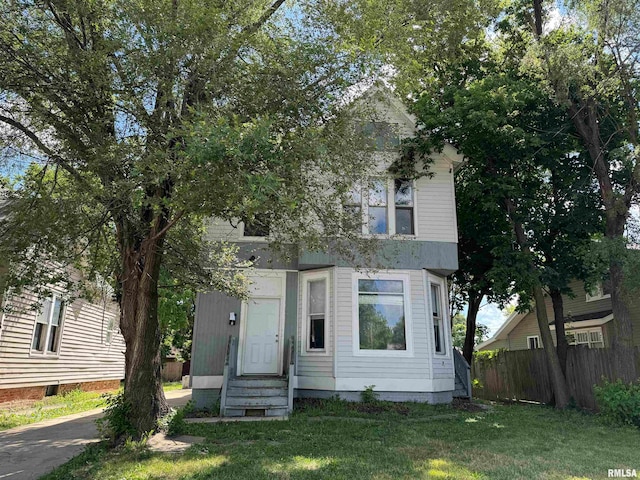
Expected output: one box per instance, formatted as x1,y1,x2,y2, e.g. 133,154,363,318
299,241,458,273
191,292,241,377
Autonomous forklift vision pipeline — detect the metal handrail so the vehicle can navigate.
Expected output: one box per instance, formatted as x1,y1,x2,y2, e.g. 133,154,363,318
453,347,472,399
286,335,295,414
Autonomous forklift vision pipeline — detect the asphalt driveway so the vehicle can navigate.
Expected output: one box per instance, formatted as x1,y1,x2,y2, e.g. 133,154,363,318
0,389,191,480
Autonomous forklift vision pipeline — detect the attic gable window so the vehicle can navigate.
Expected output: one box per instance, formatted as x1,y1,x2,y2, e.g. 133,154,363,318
362,122,401,151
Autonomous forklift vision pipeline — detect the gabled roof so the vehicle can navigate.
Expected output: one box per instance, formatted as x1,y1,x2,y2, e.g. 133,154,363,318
475,309,528,350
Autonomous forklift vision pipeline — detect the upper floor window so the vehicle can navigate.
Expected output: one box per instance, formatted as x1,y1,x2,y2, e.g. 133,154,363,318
32,296,64,354
368,179,388,234
345,178,416,236
586,281,611,302
394,179,414,235
243,215,270,237
527,335,540,349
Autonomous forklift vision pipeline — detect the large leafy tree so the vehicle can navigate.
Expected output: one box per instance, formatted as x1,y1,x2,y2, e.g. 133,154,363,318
526,0,640,381
407,39,603,405
0,0,384,436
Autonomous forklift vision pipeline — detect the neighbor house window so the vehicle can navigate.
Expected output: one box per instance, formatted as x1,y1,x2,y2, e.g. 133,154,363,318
527,335,540,349
368,178,388,234
32,296,64,354
394,179,414,235
243,215,270,237
586,281,611,302
105,317,115,345
567,328,604,348
431,283,445,353
358,278,407,351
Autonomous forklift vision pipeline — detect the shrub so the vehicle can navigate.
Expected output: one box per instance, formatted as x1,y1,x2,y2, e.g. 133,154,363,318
594,379,640,427
361,385,378,404
163,400,194,436
95,392,136,444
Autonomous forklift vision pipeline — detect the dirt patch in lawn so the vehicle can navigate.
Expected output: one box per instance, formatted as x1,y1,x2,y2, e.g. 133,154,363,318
451,398,488,413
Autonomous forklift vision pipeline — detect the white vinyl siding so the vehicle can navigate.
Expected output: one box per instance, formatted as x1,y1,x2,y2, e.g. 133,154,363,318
205,153,458,245
0,288,124,389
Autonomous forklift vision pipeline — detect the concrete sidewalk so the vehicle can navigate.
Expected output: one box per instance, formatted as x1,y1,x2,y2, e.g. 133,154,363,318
0,389,191,480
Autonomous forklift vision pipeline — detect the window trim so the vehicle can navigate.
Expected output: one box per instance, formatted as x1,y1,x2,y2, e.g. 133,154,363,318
527,335,540,350
425,272,451,359
586,283,611,302
300,270,331,357
30,294,65,357
352,271,413,358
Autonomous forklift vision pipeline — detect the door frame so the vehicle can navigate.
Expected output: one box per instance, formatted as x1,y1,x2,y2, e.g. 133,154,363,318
238,270,287,376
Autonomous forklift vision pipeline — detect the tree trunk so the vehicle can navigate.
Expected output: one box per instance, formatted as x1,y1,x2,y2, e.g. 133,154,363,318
532,284,570,407
567,100,637,382
503,194,571,408
463,291,482,364
118,233,169,437
609,261,637,382
549,288,568,375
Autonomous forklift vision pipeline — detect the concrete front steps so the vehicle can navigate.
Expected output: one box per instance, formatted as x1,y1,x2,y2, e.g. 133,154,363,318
222,376,289,417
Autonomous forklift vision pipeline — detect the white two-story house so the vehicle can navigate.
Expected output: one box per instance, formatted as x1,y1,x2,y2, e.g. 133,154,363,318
189,89,465,416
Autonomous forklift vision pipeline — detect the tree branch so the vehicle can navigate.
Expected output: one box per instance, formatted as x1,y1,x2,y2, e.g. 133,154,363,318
0,114,93,193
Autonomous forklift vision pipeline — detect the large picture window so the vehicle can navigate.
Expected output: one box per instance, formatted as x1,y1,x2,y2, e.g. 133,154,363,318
32,296,64,354
358,278,406,351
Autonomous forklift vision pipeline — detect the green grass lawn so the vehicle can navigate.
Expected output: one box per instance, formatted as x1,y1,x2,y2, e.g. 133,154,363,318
0,383,184,431
41,398,640,480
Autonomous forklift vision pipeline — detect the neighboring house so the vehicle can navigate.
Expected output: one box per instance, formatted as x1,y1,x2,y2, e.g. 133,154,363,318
477,279,640,351
0,277,125,403
190,89,469,417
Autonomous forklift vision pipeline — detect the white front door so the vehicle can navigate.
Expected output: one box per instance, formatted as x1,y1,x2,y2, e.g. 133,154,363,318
242,297,281,374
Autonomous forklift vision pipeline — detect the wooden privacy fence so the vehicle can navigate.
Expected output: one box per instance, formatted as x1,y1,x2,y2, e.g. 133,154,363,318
472,347,640,410
161,360,184,382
